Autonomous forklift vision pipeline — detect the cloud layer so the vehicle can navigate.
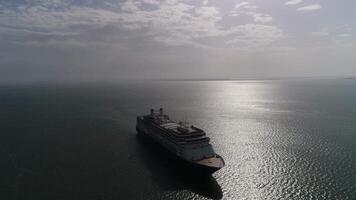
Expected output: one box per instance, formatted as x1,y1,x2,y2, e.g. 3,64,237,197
0,0,282,48
0,0,355,81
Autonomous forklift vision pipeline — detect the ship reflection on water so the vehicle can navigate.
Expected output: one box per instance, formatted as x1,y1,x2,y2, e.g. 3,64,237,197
135,134,223,199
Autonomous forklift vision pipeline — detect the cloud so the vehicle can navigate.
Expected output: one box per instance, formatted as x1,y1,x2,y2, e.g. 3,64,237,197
311,24,354,39
253,14,273,23
234,2,250,9
311,31,329,37
0,1,125,38
285,0,303,5
142,0,160,5
226,24,283,47
0,0,283,48
121,0,141,12
230,2,272,23
297,4,321,12
339,33,352,38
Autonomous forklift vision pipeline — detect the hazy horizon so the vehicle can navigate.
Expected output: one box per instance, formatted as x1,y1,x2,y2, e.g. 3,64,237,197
1,0,356,82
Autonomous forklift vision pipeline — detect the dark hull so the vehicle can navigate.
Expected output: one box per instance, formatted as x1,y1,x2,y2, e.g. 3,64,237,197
137,130,222,175
187,161,221,175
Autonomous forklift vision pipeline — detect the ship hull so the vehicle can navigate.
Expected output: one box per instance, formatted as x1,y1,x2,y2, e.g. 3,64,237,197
137,129,224,175
187,161,222,175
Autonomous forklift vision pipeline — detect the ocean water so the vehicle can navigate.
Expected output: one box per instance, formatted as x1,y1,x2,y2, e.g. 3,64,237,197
0,79,355,200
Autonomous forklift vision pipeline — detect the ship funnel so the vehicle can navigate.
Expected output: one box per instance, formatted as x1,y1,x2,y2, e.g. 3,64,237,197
159,108,163,115
150,108,154,115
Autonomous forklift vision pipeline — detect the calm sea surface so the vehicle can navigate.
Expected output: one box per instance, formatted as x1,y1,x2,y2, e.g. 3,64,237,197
0,79,355,200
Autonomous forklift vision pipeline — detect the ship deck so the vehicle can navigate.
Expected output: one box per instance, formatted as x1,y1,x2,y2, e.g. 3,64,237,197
142,114,210,145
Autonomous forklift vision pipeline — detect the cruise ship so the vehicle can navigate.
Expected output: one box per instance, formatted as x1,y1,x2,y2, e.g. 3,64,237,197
136,108,225,174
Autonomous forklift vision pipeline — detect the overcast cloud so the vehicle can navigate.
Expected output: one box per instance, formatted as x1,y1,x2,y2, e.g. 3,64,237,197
0,0,355,82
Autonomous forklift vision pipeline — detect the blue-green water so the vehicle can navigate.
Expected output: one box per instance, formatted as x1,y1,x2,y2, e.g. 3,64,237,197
0,79,355,199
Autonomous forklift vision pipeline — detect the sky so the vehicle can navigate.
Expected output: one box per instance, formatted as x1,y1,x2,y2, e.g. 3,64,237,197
0,0,355,82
